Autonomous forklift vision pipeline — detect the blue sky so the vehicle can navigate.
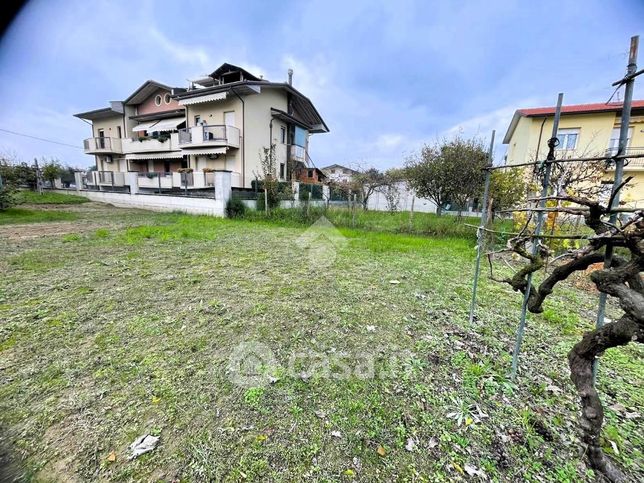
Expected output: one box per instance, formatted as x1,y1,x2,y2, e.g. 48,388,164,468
0,0,642,169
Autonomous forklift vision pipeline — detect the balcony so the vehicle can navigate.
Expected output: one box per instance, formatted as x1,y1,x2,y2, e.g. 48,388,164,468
178,125,240,149
290,144,306,163
83,137,122,154
122,132,179,154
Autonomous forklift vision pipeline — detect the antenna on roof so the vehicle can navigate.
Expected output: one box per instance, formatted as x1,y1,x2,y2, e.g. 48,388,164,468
288,69,293,86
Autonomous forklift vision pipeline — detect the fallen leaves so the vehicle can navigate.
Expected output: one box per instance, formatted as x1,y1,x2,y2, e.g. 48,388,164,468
376,445,386,457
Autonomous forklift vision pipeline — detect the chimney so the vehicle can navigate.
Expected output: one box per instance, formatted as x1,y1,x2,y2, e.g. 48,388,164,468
288,68,293,86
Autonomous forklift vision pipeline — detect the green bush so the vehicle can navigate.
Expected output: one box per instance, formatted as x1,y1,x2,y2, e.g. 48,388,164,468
226,197,247,218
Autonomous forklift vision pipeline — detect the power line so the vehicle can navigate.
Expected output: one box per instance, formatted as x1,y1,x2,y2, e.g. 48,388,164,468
0,127,82,149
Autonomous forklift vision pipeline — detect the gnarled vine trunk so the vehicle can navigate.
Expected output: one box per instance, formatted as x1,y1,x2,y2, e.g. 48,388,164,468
489,188,643,481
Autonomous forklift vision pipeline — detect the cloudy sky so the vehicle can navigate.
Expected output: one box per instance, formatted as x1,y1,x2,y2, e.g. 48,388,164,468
0,0,642,169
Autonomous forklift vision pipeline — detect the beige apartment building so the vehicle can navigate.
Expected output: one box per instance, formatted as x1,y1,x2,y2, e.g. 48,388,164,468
74,63,328,190
503,100,644,206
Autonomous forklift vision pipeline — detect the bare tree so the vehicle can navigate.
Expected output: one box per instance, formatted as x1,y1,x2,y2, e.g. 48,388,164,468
380,168,404,213
350,166,387,210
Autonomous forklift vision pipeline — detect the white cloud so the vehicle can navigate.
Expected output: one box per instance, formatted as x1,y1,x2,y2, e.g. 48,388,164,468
375,134,405,150
147,28,212,73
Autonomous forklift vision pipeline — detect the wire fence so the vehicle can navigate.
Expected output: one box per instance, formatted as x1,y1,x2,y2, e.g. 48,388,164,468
468,36,642,381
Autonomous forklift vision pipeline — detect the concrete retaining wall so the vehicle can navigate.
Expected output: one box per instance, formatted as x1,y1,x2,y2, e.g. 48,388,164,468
56,190,225,217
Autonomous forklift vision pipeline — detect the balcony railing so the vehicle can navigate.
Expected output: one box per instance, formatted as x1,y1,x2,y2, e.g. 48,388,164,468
178,125,240,148
178,128,192,145
83,137,122,154
122,132,179,154
605,147,644,169
97,171,126,186
137,172,174,190
290,144,306,163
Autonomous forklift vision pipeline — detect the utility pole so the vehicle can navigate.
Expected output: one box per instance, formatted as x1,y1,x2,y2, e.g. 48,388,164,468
594,35,639,383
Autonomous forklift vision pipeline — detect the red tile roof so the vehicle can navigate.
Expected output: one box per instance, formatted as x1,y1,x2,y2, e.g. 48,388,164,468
518,100,644,117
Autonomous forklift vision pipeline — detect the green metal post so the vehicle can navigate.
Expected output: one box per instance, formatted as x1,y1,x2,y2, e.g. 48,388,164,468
511,93,564,380
593,35,639,384
469,130,496,323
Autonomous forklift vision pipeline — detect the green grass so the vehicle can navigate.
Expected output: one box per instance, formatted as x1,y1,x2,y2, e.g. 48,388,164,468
0,203,641,482
240,205,513,240
0,207,78,225
15,190,89,205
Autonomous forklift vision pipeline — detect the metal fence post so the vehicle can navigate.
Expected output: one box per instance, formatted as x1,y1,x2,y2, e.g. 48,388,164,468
469,130,496,323
593,35,639,384
511,93,564,380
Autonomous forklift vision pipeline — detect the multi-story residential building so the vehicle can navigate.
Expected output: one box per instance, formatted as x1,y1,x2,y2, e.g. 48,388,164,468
503,100,644,206
74,63,328,190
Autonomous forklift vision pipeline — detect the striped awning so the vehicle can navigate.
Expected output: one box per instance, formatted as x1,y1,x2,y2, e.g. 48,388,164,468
132,121,159,132
183,147,227,156
149,117,185,132
178,91,227,106
125,152,184,160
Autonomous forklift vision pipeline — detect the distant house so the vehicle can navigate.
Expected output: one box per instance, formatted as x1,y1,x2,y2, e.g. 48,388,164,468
294,162,327,184
321,164,359,183
503,100,644,207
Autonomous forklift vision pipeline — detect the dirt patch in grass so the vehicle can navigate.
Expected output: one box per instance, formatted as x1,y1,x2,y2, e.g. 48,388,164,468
0,221,103,241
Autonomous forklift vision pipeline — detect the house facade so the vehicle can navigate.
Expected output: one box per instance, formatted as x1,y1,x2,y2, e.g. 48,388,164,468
503,100,644,206
320,163,359,183
74,64,328,190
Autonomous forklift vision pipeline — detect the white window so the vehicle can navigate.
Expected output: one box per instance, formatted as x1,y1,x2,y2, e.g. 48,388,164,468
608,127,632,153
556,128,579,150
280,126,286,144
154,94,162,106
224,111,235,127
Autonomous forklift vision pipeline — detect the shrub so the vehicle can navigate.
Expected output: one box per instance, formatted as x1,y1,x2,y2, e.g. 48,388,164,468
0,184,16,211
226,197,247,218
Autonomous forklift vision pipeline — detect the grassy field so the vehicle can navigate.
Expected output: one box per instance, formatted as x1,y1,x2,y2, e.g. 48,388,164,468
240,205,514,240
0,202,642,482
14,190,89,205
0,191,89,226
0,208,79,225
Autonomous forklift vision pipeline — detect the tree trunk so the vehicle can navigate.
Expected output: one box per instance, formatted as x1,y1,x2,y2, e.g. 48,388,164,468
568,316,643,482
436,204,442,216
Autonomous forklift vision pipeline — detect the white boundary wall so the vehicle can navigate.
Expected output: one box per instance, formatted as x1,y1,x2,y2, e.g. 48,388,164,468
55,190,225,216
366,181,437,213
61,170,232,217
